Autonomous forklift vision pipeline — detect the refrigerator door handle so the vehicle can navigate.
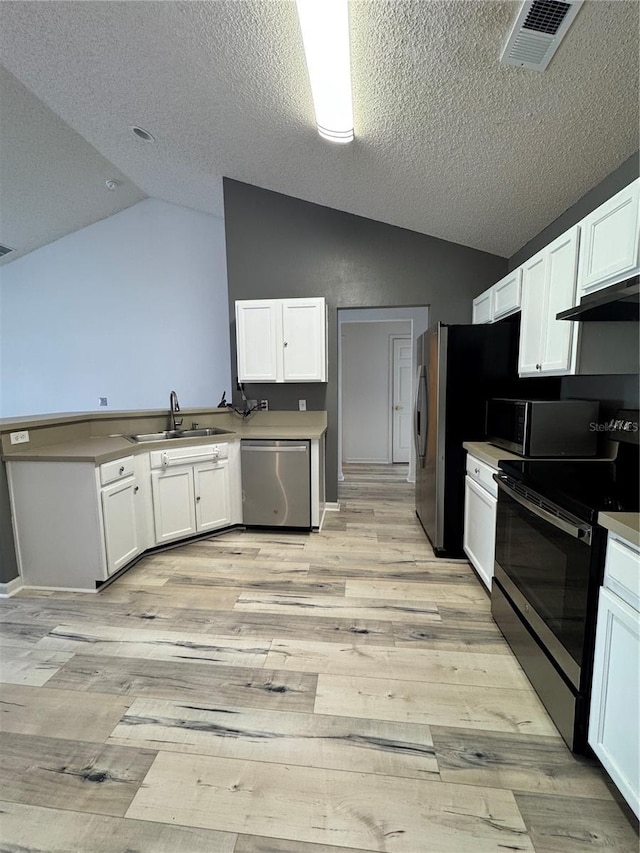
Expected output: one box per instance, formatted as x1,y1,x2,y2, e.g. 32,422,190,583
413,368,427,462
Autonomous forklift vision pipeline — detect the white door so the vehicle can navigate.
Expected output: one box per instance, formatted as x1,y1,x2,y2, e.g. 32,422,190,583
101,478,139,575
194,461,230,532
235,300,280,382
392,337,412,463
282,298,326,382
540,226,579,374
151,467,197,544
518,250,547,375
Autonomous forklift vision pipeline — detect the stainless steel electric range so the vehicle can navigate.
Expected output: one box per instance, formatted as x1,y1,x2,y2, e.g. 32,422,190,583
491,410,639,753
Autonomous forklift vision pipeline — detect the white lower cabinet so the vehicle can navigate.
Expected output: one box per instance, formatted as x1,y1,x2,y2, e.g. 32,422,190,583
150,442,240,545
101,477,140,574
463,454,498,591
7,455,150,590
589,533,640,818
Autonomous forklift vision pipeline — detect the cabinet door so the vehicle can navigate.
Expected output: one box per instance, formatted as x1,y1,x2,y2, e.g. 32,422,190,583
518,250,547,375
101,478,140,575
578,179,640,295
194,460,230,532
540,226,579,374
589,587,640,819
282,298,326,381
492,269,522,321
236,300,281,382
151,467,196,544
472,290,492,324
463,476,497,591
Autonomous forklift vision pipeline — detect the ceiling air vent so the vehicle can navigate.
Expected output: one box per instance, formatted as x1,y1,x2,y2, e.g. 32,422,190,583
0,244,14,258
500,0,583,71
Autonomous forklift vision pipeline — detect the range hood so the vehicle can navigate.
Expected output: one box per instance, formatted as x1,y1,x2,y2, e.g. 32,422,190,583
557,276,639,321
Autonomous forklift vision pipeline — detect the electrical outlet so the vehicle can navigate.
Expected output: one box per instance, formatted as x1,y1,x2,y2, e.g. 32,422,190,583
298,399,307,411
260,399,269,411
99,397,108,407
10,430,30,445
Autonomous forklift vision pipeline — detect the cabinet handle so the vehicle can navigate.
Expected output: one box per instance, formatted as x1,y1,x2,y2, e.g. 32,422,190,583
134,486,139,494
119,466,125,474
474,468,480,474
283,341,288,348
196,496,201,502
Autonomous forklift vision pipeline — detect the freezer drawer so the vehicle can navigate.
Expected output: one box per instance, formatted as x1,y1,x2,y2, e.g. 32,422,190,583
241,439,311,528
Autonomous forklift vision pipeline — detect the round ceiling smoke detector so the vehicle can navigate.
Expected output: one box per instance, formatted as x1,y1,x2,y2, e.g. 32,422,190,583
131,126,155,142
105,179,120,190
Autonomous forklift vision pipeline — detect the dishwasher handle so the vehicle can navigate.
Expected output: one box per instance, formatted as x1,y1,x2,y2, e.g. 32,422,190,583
241,445,308,453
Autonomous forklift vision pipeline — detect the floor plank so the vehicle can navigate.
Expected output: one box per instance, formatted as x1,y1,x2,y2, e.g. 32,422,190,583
126,752,534,852
514,792,639,852
109,698,438,780
265,639,530,688
0,646,74,686
431,726,614,799
0,800,237,852
0,731,156,816
36,624,271,668
233,592,441,623
47,654,318,712
234,836,377,853
0,683,131,743
315,674,560,736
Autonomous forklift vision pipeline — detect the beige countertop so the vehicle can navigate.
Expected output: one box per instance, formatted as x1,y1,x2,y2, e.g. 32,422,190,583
598,512,640,549
1,410,327,464
462,441,523,467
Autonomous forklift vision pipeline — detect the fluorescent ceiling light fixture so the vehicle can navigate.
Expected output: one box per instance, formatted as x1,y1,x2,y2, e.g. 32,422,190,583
296,0,354,143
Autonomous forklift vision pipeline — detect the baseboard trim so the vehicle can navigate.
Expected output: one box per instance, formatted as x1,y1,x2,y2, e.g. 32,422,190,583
324,502,341,512
0,576,24,598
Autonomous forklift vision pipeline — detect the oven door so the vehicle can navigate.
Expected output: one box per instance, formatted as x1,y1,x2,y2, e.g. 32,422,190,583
493,474,593,690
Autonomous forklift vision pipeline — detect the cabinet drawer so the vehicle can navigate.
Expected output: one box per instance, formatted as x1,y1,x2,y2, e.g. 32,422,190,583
100,455,135,486
605,534,640,611
465,454,498,497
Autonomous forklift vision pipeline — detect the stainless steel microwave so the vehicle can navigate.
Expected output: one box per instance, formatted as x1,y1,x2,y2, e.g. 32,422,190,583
486,399,599,457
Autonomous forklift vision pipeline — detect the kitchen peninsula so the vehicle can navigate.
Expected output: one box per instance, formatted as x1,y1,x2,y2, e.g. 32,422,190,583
0,408,327,593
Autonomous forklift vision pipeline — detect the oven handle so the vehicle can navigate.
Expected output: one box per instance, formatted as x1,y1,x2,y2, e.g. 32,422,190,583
494,474,592,546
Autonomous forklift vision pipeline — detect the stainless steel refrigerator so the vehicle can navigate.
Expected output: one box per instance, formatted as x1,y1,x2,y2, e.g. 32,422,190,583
414,321,522,557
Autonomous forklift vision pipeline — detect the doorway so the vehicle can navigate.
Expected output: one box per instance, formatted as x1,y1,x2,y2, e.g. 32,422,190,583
338,306,429,484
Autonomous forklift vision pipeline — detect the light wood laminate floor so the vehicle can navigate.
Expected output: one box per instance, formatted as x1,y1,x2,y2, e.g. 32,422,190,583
1,463,637,852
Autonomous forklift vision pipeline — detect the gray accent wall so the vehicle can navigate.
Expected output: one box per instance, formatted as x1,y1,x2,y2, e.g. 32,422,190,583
223,178,508,502
509,152,640,270
0,462,18,583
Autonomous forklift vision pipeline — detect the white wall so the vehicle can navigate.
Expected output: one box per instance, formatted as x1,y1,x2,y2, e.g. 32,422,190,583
0,198,231,416
341,321,411,463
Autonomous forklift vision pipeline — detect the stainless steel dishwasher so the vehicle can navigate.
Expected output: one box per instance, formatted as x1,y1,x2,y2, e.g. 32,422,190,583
241,439,311,528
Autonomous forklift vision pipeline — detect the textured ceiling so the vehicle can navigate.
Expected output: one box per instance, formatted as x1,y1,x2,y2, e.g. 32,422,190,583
0,0,638,261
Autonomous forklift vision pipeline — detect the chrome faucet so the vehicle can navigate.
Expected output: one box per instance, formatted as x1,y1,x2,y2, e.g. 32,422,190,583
169,390,183,431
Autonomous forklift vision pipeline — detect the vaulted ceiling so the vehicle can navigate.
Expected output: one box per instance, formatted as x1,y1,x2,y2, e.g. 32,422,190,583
1,0,638,265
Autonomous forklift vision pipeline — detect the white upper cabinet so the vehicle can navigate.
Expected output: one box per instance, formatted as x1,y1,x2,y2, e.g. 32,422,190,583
235,300,280,382
577,178,640,296
492,269,522,321
236,297,327,383
472,290,492,324
518,225,579,377
472,269,522,324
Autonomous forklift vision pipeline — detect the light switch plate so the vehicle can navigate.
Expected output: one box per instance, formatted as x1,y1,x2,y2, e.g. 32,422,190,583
298,399,307,411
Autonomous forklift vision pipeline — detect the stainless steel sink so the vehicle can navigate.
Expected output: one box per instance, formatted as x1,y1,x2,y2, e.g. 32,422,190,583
127,427,234,443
